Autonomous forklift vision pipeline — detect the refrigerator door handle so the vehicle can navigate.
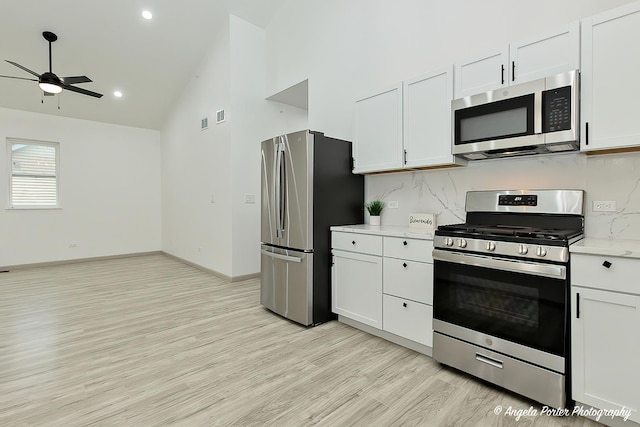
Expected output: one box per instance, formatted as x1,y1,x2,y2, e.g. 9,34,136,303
276,138,287,239
274,138,282,239
261,249,303,263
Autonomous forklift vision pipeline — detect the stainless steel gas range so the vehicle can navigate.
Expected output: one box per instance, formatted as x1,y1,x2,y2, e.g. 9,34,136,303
432,189,584,408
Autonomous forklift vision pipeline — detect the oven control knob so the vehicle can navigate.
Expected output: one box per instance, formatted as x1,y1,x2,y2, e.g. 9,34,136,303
486,242,496,252
444,237,454,247
518,244,528,255
457,239,467,248
536,246,547,257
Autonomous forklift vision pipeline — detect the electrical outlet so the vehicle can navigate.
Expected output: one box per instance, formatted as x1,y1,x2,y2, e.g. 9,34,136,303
388,201,399,209
245,195,256,204
592,201,616,212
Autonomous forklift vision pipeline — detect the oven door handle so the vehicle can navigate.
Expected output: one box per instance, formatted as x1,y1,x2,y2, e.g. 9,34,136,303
432,249,566,280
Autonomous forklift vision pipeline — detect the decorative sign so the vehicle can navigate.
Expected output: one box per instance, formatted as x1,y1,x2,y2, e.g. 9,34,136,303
409,213,435,233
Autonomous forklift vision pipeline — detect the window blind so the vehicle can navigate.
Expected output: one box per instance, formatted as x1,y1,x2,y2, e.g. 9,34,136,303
9,141,59,208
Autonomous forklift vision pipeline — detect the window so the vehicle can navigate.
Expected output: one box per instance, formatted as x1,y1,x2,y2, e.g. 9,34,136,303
7,139,59,209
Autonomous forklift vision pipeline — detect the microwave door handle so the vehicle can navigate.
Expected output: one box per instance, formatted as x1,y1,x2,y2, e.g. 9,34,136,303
534,91,542,134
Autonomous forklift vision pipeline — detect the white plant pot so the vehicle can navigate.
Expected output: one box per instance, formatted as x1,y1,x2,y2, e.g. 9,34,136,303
369,215,381,226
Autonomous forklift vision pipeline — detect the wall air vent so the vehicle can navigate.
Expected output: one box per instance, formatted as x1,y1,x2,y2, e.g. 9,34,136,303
216,109,226,124
201,117,208,131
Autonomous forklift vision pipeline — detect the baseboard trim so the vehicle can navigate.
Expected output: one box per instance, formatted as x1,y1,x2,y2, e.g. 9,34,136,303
1,251,163,271
338,316,433,357
160,252,259,283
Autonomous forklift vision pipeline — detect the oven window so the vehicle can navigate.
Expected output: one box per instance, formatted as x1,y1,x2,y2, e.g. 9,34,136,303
456,279,539,328
434,259,566,356
454,94,535,145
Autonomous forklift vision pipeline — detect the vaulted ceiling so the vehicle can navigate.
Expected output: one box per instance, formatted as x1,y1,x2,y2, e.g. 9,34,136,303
0,0,289,130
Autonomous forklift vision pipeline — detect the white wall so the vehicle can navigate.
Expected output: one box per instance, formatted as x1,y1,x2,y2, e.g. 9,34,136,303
265,0,640,240
266,0,634,140
161,15,307,278
0,107,161,266
161,18,234,275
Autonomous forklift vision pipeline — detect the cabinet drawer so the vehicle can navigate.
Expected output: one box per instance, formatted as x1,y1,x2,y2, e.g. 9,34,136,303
383,237,433,263
383,258,433,304
571,254,640,295
332,232,382,256
383,294,433,347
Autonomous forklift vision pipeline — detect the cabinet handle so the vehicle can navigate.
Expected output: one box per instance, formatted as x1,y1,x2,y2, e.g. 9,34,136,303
403,262,407,268
585,122,589,146
576,292,580,319
403,149,407,165
602,260,612,269
501,64,505,85
403,241,408,246
352,240,356,245
403,302,407,308
511,61,515,82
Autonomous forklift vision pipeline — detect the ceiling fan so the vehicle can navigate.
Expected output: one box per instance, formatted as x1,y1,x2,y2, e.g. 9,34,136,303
0,31,103,98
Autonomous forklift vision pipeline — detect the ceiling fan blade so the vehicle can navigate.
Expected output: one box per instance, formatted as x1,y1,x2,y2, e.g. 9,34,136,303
63,84,103,98
61,76,92,85
44,91,55,96
0,74,38,81
5,60,41,77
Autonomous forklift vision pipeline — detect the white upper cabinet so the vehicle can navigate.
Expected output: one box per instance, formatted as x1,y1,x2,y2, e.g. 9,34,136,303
454,22,580,98
354,67,464,174
404,66,460,168
353,84,403,174
581,2,640,152
454,46,509,98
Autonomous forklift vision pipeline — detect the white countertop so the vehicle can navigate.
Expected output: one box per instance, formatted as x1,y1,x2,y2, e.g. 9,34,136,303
330,224,434,240
570,238,640,259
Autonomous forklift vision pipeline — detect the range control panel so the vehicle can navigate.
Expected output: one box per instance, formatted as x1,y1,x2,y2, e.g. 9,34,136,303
498,194,538,206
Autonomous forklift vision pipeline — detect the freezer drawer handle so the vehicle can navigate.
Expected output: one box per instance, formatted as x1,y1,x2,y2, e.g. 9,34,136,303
475,353,504,369
261,250,303,263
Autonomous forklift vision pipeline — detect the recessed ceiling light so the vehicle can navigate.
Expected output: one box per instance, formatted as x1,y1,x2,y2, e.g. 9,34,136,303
142,10,153,20
114,91,123,98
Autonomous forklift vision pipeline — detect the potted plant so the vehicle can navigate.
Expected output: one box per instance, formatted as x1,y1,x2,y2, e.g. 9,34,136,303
365,200,385,226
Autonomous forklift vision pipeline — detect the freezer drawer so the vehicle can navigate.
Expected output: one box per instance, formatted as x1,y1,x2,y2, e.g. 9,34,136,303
260,245,313,326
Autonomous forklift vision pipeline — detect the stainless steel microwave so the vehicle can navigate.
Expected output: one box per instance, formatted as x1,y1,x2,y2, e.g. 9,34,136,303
452,70,579,161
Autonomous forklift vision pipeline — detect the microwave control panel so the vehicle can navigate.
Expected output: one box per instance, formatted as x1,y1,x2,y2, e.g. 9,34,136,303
542,85,572,133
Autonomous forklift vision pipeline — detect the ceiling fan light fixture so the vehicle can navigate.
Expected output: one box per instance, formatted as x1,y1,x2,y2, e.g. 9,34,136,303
39,72,63,94
39,82,62,94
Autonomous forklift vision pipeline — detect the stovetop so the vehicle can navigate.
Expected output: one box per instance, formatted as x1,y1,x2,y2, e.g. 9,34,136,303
436,223,583,244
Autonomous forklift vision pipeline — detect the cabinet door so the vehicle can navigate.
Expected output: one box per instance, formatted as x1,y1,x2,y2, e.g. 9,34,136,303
331,249,382,328
454,46,509,98
510,21,580,84
571,287,640,422
404,66,462,168
581,3,640,151
353,84,403,173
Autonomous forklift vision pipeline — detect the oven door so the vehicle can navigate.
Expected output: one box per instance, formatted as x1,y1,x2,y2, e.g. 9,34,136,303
432,249,567,366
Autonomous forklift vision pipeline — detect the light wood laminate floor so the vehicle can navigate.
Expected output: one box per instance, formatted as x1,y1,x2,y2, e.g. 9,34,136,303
0,254,602,426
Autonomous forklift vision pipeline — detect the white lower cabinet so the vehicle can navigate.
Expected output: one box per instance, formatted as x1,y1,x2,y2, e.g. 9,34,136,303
383,294,433,347
331,228,434,352
571,253,640,423
331,249,382,329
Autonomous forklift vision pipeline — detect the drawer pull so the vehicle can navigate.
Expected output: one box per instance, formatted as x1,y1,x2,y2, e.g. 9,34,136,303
403,241,408,246
403,262,407,268
402,302,407,308
475,353,504,369
602,260,612,269
352,240,356,245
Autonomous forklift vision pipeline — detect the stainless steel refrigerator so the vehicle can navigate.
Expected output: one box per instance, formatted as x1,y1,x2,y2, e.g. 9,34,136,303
261,130,364,326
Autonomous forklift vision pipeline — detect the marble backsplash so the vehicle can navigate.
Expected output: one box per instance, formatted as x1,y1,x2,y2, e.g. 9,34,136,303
366,151,640,240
